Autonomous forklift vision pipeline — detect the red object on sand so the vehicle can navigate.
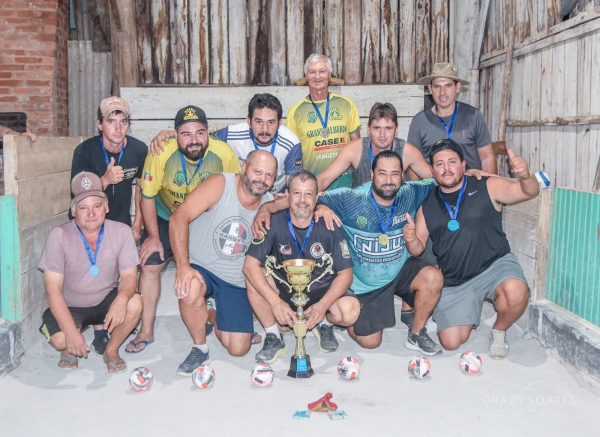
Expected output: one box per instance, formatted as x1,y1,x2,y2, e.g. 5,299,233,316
308,393,338,412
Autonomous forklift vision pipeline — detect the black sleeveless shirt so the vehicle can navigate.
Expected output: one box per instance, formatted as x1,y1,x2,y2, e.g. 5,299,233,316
352,137,406,188
422,176,510,286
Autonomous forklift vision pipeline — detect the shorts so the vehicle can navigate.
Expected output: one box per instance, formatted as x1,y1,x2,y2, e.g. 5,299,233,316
140,215,172,265
191,264,253,333
352,257,433,337
279,287,357,312
432,252,529,332
39,288,118,340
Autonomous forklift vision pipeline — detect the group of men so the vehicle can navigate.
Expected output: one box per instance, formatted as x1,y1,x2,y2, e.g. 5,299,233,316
38,54,538,374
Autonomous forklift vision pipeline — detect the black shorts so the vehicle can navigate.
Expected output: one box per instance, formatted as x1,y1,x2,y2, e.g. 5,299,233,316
279,288,357,312
351,257,432,337
39,288,118,340
140,215,172,265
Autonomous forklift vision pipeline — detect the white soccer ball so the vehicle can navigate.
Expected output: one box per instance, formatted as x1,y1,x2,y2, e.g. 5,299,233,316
129,367,153,392
251,363,274,387
337,356,360,380
192,366,216,389
459,351,482,374
408,356,431,379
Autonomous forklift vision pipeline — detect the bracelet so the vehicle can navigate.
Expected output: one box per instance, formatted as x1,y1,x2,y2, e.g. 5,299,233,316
519,169,534,181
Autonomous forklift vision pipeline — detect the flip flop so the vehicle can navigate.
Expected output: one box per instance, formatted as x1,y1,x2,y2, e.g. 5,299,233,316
124,339,154,354
251,332,262,345
58,353,78,370
104,357,126,373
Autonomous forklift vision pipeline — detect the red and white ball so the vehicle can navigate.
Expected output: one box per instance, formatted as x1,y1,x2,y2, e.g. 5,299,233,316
251,363,274,387
192,366,216,389
408,356,431,379
129,367,153,392
337,356,360,380
459,351,482,374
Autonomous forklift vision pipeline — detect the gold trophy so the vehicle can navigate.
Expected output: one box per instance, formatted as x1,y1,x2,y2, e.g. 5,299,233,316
265,254,334,378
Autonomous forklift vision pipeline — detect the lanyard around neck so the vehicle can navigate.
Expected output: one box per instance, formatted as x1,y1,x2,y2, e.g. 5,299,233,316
286,211,315,258
435,101,458,139
100,136,125,166
249,128,278,155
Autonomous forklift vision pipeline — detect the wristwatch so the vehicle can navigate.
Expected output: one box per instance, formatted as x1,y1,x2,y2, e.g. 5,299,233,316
519,169,534,181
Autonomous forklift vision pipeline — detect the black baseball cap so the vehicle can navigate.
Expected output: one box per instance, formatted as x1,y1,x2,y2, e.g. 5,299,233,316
174,105,208,130
430,138,464,164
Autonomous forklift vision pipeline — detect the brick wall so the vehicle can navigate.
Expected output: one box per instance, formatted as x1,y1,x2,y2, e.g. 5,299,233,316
0,0,69,136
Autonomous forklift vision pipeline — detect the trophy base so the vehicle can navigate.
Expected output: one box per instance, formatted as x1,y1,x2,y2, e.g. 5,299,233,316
288,355,314,378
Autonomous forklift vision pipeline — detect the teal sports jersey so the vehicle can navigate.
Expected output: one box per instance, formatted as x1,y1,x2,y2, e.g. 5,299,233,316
318,179,435,294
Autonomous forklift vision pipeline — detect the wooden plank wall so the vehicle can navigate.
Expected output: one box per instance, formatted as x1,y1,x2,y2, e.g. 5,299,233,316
130,0,449,85
2,135,83,349
478,1,600,192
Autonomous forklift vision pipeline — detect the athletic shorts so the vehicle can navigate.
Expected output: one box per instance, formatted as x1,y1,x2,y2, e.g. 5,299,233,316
279,288,357,312
39,288,118,340
432,252,529,332
140,215,172,265
352,257,432,337
191,264,253,333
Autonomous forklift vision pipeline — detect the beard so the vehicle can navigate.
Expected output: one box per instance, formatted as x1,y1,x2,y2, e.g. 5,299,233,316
372,182,399,201
179,142,206,161
291,201,313,219
437,172,463,189
243,173,271,197
254,131,274,146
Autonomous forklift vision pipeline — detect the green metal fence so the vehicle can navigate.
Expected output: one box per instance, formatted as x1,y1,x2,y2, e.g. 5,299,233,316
0,195,21,321
546,188,600,327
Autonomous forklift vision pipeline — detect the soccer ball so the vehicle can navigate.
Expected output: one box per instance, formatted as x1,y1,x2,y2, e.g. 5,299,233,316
192,366,216,389
129,367,153,392
251,363,274,387
459,351,482,374
408,356,431,379
337,357,360,380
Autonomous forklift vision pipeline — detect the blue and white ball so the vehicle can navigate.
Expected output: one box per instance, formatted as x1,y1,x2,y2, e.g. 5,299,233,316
192,366,216,389
129,367,153,392
408,356,431,379
337,356,360,380
251,363,274,387
459,351,482,374
535,171,551,190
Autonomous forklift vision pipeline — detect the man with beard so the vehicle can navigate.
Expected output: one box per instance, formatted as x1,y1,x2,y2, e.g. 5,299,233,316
254,151,443,355
169,150,276,373
126,105,240,353
148,94,303,194
404,139,536,359
243,170,358,363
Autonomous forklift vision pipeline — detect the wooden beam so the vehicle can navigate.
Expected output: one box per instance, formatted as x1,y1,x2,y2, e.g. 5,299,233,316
342,0,362,84
533,190,552,301
304,0,323,58
248,0,269,85
267,0,286,85
210,0,229,84
151,0,171,84
399,0,416,83
109,0,139,94
472,0,491,68
414,0,431,79
136,0,153,84
229,0,248,84
362,0,381,84
380,0,399,83
430,0,449,64
169,0,189,84
507,115,600,126
324,0,343,78
189,0,210,84
286,0,305,83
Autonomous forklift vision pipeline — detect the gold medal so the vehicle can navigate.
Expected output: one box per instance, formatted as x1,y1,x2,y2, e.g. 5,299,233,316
321,127,329,138
378,234,389,245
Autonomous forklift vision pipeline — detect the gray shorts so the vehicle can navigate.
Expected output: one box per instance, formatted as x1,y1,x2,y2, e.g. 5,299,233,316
432,252,528,332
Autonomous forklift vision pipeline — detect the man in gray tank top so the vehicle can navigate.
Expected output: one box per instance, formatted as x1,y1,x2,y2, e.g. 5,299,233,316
169,150,277,375
316,102,432,191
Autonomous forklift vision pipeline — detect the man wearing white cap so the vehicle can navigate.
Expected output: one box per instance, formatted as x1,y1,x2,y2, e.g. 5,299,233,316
407,63,496,175
38,172,142,372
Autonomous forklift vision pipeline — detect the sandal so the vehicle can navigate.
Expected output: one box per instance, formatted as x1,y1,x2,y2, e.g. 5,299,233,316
58,353,78,370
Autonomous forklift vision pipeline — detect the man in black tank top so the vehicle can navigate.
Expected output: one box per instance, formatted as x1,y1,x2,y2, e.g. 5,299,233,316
316,103,432,192
405,139,539,359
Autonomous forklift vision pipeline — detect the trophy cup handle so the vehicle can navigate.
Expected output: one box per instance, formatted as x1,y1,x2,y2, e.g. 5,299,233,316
264,255,292,293
306,253,334,293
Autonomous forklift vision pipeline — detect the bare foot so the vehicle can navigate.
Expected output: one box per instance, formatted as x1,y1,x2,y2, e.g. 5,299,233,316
251,332,262,344
58,352,78,369
103,350,126,373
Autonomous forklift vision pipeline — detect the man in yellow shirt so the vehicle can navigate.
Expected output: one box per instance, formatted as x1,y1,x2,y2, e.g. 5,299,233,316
286,54,361,190
125,105,240,353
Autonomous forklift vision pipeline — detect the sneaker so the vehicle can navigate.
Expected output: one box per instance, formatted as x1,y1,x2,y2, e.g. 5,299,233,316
474,312,485,331
206,298,215,338
255,333,287,364
177,347,211,376
312,324,339,352
91,330,109,357
405,327,443,356
400,310,414,330
489,329,509,359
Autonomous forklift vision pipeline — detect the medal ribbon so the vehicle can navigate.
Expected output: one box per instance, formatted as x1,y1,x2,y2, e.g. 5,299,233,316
100,136,125,167
308,93,330,130
249,128,278,155
435,101,458,139
369,189,398,236
286,211,315,258
439,176,467,222
179,153,204,186
75,222,104,270
369,142,394,167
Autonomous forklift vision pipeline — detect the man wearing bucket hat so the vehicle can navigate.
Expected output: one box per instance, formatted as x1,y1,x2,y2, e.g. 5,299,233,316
38,172,142,372
406,63,496,175
126,105,240,353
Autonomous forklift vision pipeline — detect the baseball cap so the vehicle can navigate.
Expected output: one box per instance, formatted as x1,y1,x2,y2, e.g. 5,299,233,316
71,172,106,204
174,105,209,130
430,139,465,164
99,96,131,118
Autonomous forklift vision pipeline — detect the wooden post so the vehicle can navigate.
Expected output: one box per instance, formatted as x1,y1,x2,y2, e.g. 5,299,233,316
499,27,516,142
399,0,416,83
414,0,431,79
324,0,343,78
229,0,248,84
189,0,210,84
304,0,323,59
381,0,399,83
268,0,286,85
431,0,449,63
210,0,229,84
109,0,139,94
362,0,381,84
286,0,305,83
151,0,171,84
169,0,189,84
343,0,362,84
533,190,552,301
136,0,153,84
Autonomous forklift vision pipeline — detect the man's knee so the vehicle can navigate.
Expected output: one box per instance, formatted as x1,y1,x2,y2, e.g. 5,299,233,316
495,280,529,308
415,266,444,292
48,332,66,351
438,327,470,351
355,333,382,349
126,293,143,318
140,263,165,277
222,334,251,357
335,297,360,325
